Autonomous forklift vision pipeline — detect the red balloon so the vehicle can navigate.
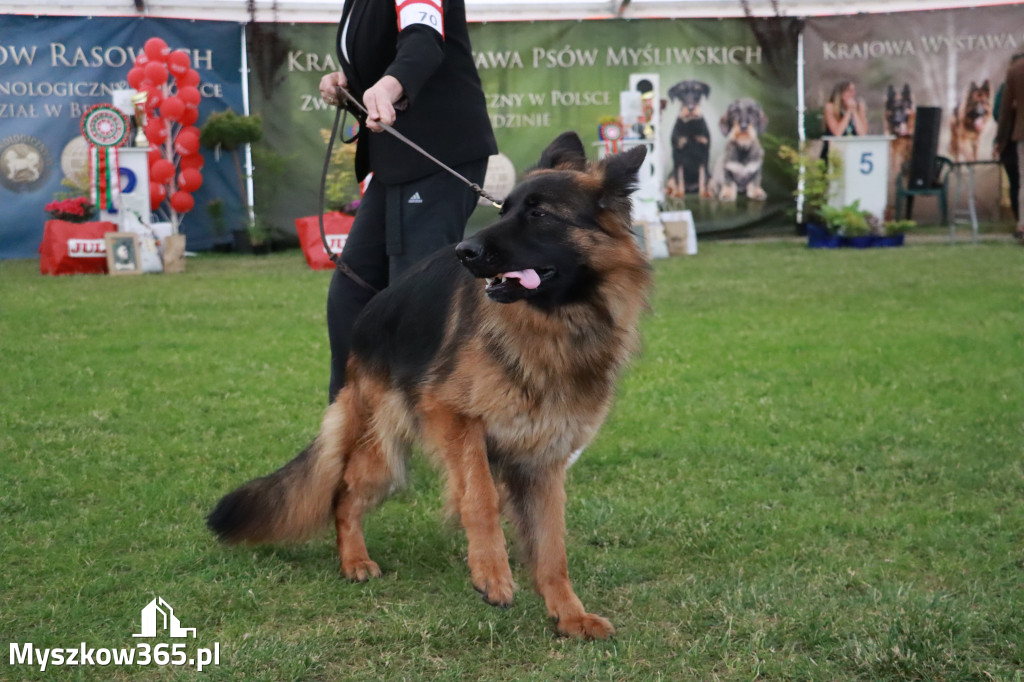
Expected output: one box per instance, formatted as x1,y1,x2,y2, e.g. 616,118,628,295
178,125,201,141
161,95,185,121
147,144,163,166
179,153,204,171
150,158,175,183
145,86,163,110
178,107,199,126
177,168,203,192
167,50,191,77
177,85,201,107
144,61,168,85
144,118,168,144
176,69,200,88
174,133,200,157
144,37,169,62
126,67,145,90
149,181,167,210
134,54,150,68
170,190,194,213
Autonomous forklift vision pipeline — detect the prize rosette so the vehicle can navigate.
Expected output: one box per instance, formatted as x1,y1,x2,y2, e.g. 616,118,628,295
599,122,623,154
81,104,130,148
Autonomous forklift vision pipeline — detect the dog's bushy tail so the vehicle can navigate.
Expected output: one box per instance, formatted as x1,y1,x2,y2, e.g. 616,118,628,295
206,395,352,545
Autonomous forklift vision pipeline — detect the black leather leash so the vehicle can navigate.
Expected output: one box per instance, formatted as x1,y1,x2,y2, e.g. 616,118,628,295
318,85,502,294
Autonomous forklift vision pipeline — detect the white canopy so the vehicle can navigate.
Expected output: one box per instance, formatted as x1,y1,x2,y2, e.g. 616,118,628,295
2,0,1019,23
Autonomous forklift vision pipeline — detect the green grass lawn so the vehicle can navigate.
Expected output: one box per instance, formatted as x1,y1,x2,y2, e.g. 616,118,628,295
1,242,1021,680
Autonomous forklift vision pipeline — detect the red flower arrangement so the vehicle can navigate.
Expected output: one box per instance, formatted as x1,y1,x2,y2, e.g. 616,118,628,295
45,196,96,223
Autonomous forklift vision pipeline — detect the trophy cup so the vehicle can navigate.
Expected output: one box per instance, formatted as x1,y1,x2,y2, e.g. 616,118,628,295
131,91,148,147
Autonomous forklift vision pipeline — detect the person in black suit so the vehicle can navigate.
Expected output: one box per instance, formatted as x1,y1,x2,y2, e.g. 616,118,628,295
319,0,497,401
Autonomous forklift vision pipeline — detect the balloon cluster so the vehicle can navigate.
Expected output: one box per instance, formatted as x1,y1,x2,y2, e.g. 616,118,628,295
126,38,204,218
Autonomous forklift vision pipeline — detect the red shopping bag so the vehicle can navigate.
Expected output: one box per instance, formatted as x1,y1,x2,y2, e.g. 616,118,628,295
294,212,354,270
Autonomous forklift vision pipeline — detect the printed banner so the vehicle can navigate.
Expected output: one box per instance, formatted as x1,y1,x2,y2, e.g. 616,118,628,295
804,7,1024,222
246,18,800,238
0,16,246,259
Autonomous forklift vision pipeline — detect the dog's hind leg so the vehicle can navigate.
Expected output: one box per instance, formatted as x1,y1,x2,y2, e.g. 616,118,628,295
505,463,614,640
420,397,515,607
333,433,390,582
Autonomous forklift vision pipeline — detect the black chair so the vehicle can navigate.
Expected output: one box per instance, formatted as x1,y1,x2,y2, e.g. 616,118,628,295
895,156,952,225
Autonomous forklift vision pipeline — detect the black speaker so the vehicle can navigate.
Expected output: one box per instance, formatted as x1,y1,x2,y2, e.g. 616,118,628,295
908,106,942,188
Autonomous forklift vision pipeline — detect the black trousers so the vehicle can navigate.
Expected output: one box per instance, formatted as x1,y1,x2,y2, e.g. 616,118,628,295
1001,142,1020,222
326,158,488,401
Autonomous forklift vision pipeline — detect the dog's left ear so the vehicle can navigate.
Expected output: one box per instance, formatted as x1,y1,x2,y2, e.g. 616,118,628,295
700,82,711,98
902,84,912,102
980,79,990,93
536,132,588,172
598,145,646,206
757,108,769,135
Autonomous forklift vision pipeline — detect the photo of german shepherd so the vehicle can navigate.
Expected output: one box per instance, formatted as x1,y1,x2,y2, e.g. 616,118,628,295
207,132,652,640
950,79,992,161
885,83,915,171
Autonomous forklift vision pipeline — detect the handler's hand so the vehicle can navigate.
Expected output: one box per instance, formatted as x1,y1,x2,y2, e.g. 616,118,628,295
319,71,348,106
363,76,405,132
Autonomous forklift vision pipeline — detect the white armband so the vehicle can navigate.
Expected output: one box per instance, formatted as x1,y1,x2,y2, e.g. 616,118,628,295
396,0,444,38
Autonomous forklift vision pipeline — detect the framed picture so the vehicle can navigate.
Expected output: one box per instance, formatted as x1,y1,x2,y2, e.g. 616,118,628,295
104,232,142,275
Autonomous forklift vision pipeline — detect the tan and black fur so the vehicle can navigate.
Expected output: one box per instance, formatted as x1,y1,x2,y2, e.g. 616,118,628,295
950,79,991,161
207,133,651,640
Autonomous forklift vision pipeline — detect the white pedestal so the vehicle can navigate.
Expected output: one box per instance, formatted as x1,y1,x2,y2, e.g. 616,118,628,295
823,135,893,219
101,147,152,228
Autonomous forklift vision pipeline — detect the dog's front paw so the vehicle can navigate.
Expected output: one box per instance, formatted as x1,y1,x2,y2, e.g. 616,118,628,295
342,559,381,582
473,573,517,608
747,186,767,201
554,612,615,640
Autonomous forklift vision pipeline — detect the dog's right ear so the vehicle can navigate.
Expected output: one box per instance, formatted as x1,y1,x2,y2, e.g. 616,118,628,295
719,112,732,136
536,132,588,172
886,85,895,105
700,82,711,98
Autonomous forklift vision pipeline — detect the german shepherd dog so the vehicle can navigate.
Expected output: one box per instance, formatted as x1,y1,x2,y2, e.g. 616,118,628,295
710,97,769,201
207,132,651,640
665,79,712,198
950,79,991,161
885,84,915,167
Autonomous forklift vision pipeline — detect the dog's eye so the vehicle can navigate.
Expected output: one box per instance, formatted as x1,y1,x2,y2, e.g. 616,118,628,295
529,208,547,219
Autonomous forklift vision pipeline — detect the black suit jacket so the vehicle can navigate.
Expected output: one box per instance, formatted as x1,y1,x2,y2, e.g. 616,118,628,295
337,0,497,183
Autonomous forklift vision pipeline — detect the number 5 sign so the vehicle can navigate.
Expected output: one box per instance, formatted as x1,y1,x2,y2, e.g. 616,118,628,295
824,135,893,220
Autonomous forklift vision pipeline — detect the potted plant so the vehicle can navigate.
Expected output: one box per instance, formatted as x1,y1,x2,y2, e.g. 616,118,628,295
879,219,914,247
821,199,879,248
200,109,263,250
45,196,96,223
778,143,842,248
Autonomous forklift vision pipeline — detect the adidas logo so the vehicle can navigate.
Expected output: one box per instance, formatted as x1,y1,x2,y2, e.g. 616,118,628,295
408,192,423,204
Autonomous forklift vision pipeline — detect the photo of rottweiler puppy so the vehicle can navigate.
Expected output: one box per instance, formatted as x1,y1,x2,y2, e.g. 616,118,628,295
709,98,768,201
950,79,992,161
207,132,652,640
664,79,712,198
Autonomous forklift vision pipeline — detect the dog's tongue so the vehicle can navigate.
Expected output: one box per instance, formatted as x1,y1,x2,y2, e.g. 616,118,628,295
504,269,541,289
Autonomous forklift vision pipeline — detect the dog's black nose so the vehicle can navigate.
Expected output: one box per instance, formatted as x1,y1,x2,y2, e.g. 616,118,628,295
455,240,483,263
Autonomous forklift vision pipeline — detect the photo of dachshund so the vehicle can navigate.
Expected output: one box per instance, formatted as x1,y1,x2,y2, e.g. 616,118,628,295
709,98,768,201
949,79,991,161
664,79,711,198
885,83,915,172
